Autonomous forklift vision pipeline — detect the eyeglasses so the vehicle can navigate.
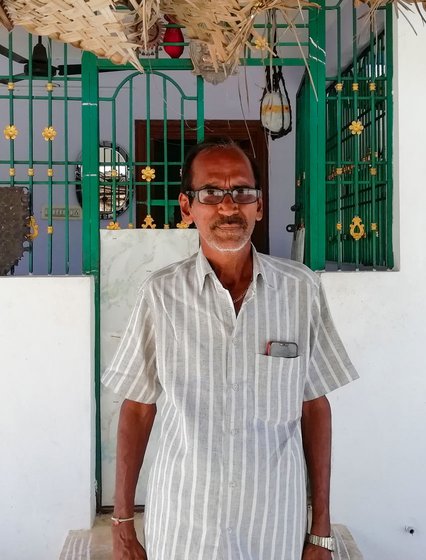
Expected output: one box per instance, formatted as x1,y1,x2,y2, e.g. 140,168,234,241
185,187,261,205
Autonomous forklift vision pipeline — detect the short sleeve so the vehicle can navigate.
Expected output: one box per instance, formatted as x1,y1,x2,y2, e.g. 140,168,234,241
304,280,359,401
101,287,162,403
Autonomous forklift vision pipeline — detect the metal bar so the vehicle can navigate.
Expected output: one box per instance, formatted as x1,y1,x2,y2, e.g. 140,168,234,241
8,33,15,189
47,38,54,274
96,57,306,71
306,0,326,270
63,43,70,274
128,78,134,227
81,51,101,509
180,97,185,183
368,22,377,269
28,34,34,273
385,5,394,268
163,79,169,225
196,76,204,143
112,102,117,221
352,2,360,269
146,72,151,214
336,5,343,268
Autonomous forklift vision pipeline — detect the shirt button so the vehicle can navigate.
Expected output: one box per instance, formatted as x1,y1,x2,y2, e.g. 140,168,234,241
230,428,239,436
232,383,239,391
229,481,237,488
227,527,233,533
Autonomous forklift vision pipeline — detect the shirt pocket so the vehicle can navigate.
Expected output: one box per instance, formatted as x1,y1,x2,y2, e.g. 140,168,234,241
252,353,304,425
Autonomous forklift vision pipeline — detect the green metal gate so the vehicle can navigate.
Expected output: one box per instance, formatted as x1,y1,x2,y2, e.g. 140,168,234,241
295,1,393,270
0,33,84,274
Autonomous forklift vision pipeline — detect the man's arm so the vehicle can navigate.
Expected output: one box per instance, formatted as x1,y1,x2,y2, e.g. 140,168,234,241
112,398,157,560
301,395,332,560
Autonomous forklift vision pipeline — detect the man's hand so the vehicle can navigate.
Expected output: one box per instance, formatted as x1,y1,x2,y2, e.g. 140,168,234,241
302,543,332,560
112,521,147,560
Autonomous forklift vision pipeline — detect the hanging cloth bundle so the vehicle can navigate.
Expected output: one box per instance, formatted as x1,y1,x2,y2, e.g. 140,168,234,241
260,15,292,139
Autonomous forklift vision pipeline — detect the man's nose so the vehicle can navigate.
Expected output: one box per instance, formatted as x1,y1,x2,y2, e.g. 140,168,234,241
218,192,238,214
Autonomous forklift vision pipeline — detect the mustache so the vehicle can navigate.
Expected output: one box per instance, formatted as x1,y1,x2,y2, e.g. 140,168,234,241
211,215,247,229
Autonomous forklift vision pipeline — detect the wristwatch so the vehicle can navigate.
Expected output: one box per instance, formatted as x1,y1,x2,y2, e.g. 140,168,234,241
305,533,335,551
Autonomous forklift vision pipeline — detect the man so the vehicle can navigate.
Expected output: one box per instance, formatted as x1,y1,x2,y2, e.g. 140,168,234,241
102,138,358,560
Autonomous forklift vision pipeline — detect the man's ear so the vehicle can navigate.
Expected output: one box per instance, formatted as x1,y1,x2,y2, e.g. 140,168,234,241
178,192,194,224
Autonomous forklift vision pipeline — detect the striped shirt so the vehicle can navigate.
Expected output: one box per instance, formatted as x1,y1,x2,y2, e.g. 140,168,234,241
102,248,358,560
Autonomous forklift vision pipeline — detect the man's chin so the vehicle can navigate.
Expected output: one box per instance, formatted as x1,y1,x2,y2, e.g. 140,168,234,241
205,237,250,253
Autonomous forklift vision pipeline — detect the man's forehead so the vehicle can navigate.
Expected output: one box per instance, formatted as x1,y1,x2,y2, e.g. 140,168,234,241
192,146,254,180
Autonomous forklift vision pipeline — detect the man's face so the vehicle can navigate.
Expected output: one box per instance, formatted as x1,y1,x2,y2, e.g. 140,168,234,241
179,147,263,254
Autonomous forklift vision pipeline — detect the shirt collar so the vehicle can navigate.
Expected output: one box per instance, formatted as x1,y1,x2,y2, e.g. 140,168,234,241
195,245,273,295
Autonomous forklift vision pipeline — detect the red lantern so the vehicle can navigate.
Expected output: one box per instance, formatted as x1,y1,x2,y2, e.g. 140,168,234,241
163,15,184,59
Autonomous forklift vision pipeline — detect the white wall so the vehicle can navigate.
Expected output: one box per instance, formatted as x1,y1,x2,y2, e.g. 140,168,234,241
0,277,96,560
325,14,426,560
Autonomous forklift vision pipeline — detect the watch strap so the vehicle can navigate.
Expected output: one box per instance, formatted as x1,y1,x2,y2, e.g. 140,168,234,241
305,533,335,551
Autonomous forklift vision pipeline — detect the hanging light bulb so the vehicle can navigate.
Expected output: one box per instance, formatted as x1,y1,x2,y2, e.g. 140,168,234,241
163,15,184,59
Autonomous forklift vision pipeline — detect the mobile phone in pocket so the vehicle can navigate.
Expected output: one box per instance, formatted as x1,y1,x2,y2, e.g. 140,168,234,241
266,341,299,358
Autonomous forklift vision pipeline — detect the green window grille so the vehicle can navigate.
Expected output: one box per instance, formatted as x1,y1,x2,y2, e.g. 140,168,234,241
295,2,393,271
325,27,393,270
0,34,83,275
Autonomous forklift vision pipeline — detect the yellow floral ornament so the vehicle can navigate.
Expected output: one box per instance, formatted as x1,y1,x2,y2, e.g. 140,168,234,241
42,126,57,141
349,120,364,135
141,166,156,182
254,37,268,50
106,221,121,230
176,220,189,229
27,216,39,240
4,125,18,140
141,214,156,229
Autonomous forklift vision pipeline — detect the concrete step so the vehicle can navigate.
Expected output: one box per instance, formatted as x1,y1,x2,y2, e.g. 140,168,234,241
60,515,363,559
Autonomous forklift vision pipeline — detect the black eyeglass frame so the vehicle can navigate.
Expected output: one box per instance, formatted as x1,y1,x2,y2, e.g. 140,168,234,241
185,187,262,205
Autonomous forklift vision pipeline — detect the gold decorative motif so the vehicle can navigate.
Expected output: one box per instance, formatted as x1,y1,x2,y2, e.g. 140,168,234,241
335,83,343,92
106,221,121,230
371,223,378,231
349,216,365,241
141,166,156,182
9,167,15,177
28,168,35,176
254,37,268,50
128,223,134,229
141,214,156,229
336,223,342,231
4,124,18,140
370,167,377,176
176,220,189,229
7,82,15,91
27,216,39,240
349,120,364,135
47,168,54,177
47,225,54,234
42,126,57,141
352,83,359,92
369,82,376,92
296,178,301,187
46,82,54,92
163,224,170,229
110,169,118,178
336,167,343,175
